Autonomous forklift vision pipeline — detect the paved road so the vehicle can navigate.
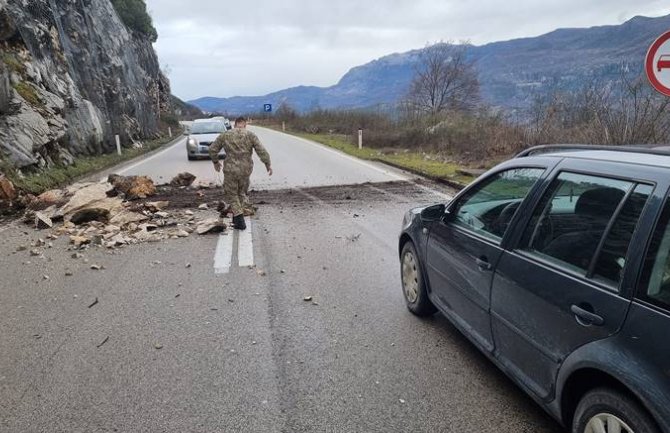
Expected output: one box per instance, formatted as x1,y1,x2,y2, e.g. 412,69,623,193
113,127,406,190
0,128,562,432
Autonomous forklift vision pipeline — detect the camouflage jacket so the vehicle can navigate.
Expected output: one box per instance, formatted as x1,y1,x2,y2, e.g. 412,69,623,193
209,128,271,175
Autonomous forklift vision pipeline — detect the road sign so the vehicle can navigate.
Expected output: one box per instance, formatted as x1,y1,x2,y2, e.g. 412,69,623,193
263,104,272,112
645,31,670,97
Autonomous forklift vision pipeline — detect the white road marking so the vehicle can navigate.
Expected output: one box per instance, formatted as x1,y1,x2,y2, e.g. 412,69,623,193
98,137,186,182
237,218,254,267
214,232,234,274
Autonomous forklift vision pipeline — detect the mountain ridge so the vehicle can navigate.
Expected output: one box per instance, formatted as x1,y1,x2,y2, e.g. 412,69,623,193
189,14,670,114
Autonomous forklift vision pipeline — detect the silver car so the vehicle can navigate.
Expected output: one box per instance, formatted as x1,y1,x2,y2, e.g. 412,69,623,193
186,119,227,161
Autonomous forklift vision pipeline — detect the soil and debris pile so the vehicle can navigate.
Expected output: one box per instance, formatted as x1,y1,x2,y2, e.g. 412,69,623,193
22,173,228,250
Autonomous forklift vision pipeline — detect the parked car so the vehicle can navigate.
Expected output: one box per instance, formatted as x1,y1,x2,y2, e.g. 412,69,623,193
399,144,670,433
185,119,227,160
657,54,670,72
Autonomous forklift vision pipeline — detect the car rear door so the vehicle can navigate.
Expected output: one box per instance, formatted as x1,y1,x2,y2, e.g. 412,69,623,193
425,165,548,352
490,159,657,400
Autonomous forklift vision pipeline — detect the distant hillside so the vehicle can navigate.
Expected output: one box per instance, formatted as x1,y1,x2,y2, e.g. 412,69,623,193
189,14,670,114
171,95,203,120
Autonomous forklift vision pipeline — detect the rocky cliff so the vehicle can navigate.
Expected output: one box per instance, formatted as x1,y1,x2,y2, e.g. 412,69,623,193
0,0,171,169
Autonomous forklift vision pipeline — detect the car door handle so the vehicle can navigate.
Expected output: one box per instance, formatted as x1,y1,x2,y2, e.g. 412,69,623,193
570,304,604,326
475,256,492,271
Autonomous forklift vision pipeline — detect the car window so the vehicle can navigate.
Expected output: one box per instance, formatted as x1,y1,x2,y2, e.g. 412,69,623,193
520,172,634,275
191,122,225,134
452,167,544,240
639,200,670,310
591,184,652,287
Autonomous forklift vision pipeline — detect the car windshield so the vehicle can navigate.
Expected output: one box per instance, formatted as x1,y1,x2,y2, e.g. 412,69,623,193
191,122,225,134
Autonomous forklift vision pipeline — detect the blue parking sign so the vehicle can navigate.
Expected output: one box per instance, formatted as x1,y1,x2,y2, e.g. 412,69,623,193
264,104,272,112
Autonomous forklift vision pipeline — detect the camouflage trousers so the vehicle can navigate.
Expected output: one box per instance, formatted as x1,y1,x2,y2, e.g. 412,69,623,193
223,171,251,217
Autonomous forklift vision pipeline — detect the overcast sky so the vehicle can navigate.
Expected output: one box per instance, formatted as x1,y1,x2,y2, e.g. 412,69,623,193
145,0,670,101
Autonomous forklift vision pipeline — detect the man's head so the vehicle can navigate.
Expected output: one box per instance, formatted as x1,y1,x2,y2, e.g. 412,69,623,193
234,117,247,128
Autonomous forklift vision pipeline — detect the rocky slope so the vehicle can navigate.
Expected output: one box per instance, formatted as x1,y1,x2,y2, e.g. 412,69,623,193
0,0,171,170
191,14,670,114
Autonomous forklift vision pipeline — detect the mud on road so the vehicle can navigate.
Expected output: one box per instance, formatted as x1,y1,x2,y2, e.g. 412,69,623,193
142,179,455,210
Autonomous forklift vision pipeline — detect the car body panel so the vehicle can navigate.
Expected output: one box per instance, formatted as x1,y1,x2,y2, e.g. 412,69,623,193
398,151,670,432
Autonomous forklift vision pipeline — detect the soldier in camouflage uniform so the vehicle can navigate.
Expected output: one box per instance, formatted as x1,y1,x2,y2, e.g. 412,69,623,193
209,117,272,230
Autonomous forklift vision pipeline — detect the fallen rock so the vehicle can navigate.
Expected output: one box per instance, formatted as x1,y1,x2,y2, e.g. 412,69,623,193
107,174,156,200
0,175,17,201
35,212,53,229
196,218,226,235
30,249,42,256
170,172,196,187
109,209,149,226
145,201,169,212
32,189,67,208
70,235,90,247
198,203,209,210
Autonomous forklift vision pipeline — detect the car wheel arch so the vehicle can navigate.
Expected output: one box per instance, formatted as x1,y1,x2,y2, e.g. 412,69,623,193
558,365,662,432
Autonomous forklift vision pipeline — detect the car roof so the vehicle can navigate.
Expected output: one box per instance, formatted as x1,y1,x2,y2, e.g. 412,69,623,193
193,118,224,123
518,145,670,169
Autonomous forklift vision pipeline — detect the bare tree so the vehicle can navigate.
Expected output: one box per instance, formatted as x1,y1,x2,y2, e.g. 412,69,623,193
407,41,480,115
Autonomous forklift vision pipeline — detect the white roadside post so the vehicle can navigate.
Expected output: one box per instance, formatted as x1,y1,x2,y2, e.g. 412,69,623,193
168,127,172,138
115,134,121,156
358,128,363,149
282,121,286,132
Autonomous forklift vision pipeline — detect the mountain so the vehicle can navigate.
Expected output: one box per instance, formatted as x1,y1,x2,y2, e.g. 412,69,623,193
189,14,670,115
0,0,171,169
171,95,203,120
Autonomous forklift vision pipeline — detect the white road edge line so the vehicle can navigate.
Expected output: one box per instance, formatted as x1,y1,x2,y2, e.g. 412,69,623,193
98,137,186,182
214,232,234,274
237,217,254,268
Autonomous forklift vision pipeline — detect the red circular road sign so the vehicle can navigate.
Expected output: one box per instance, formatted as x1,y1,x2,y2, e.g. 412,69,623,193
646,30,670,97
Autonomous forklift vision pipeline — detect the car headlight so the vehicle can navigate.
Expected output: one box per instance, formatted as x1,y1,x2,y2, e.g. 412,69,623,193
187,137,197,147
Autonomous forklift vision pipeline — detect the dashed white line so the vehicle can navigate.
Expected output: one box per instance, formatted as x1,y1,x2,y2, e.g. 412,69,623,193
214,232,234,274
237,218,254,268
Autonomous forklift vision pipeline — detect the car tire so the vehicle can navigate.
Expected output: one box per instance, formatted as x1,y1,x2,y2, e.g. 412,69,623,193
572,387,659,433
400,241,437,317
187,155,196,161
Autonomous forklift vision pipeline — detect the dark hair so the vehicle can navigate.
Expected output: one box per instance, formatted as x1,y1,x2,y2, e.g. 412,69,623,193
234,117,247,125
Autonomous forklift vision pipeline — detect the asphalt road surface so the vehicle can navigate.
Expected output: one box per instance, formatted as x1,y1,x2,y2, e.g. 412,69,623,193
0,128,563,432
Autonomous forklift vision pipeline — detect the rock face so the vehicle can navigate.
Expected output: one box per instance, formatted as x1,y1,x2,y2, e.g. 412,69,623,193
0,0,171,169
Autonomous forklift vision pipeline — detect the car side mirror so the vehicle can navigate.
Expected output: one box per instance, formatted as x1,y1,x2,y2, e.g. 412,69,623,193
420,204,446,222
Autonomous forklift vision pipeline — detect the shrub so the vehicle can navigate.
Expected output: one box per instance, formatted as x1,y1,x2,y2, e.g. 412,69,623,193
111,0,157,42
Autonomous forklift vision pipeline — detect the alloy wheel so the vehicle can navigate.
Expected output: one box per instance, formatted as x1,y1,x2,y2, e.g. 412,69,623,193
402,250,419,303
584,413,634,433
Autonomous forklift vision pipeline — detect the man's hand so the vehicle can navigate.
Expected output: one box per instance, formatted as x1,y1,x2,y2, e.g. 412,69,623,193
213,161,222,172
266,164,273,176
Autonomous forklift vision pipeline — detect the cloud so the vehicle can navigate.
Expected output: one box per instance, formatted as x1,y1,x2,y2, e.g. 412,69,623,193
146,0,670,100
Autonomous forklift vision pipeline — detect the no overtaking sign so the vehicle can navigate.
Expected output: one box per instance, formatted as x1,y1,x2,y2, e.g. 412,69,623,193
646,30,670,97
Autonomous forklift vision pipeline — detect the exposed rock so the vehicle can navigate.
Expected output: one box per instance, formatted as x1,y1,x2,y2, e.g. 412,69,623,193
0,0,172,169
170,172,196,187
107,174,156,200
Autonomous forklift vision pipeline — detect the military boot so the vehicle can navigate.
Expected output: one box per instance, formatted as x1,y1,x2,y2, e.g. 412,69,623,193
233,214,247,230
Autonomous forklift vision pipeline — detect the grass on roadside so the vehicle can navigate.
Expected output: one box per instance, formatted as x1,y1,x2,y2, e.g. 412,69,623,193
292,132,474,186
3,132,180,195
